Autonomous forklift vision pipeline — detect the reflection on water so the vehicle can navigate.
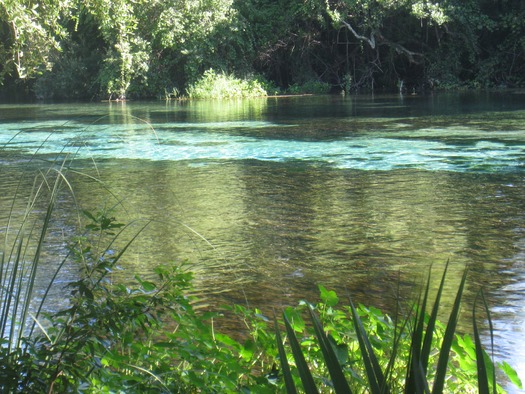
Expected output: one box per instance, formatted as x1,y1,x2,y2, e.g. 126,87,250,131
1,93,525,388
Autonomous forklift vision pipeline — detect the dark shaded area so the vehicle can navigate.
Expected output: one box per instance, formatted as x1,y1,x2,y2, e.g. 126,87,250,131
0,1,525,99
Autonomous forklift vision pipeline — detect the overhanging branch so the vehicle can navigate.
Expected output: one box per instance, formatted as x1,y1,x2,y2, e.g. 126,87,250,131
380,37,424,64
340,20,376,49
341,20,423,64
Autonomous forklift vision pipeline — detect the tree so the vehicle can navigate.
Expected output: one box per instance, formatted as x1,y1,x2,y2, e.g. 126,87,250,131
323,0,496,91
0,0,69,83
475,0,525,87
234,0,332,87
2,0,525,98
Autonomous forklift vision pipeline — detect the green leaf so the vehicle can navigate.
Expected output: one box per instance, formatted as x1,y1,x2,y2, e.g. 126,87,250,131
456,334,476,360
283,312,319,394
499,361,523,389
135,276,156,292
319,285,339,307
284,307,305,332
82,209,97,222
240,339,255,361
214,333,240,350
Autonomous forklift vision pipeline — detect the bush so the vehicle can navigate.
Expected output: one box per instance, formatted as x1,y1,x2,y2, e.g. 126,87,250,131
286,80,332,95
186,69,269,99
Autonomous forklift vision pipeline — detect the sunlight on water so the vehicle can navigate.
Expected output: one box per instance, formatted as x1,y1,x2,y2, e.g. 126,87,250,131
1,120,525,173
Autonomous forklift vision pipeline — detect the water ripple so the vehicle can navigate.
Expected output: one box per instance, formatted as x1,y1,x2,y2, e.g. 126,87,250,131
1,121,525,173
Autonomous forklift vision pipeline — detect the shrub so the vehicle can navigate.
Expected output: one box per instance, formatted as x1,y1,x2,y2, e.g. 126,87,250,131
286,80,332,95
186,69,268,99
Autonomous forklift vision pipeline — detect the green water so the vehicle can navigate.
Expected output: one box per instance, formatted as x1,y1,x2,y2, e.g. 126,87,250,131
1,93,525,384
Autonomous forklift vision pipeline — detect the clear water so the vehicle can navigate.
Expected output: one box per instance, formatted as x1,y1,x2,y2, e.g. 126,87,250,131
1,93,525,388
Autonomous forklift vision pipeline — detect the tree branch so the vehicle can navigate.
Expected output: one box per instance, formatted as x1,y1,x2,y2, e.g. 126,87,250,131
379,36,424,64
341,20,423,64
340,20,376,49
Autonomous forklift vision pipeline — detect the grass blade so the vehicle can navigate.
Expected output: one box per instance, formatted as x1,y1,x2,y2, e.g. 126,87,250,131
349,298,389,394
422,262,449,371
274,314,298,394
307,306,352,393
406,262,452,394
283,312,319,394
406,267,433,393
473,289,491,394
431,267,468,394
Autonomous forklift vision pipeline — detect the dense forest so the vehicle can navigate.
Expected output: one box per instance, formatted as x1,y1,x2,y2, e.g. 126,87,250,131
1,0,524,100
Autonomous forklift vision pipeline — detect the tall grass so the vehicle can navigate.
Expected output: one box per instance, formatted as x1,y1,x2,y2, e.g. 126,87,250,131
0,160,70,352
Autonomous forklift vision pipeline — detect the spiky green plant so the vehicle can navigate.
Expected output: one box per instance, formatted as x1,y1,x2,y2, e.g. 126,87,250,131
274,264,523,393
0,161,69,351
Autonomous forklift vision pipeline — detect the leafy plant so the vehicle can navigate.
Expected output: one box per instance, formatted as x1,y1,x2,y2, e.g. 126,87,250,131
186,69,268,99
0,199,273,392
286,80,331,95
273,264,523,393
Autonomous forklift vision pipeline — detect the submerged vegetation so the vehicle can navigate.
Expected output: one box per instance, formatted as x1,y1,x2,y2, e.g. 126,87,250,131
1,0,525,99
0,135,523,392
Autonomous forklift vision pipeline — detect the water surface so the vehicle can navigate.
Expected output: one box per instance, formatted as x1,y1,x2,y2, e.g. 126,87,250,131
1,93,525,388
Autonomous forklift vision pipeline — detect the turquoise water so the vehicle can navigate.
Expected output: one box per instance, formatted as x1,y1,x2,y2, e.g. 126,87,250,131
2,98,525,172
1,93,525,388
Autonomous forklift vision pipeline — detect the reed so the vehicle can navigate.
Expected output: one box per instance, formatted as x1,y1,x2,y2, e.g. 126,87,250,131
0,161,69,352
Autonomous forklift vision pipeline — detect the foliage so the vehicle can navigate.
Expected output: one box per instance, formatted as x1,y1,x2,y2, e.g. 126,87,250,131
234,0,332,88
286,80,331,95
271,277,523,394
0,0,70,82
0,201,274,393
186,69,268,99
2,0,525,97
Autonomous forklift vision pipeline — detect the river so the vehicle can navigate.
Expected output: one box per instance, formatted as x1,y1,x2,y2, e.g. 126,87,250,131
1,92,524,389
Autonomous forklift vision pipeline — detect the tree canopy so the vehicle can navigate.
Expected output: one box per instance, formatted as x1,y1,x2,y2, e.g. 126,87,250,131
0,0,524,99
